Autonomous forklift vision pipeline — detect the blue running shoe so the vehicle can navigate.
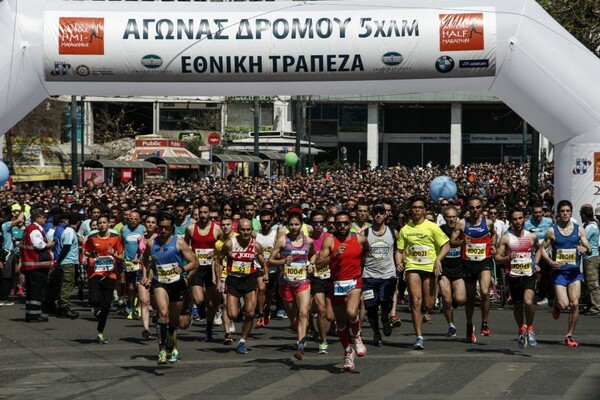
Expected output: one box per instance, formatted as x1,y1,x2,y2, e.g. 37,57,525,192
518,334,527,349
413,336,424,350
527,331,537,347
237,341,248,354
447,325,457,337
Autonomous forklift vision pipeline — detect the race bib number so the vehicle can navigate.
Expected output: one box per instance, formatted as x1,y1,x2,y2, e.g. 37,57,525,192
556,249,577,265
262,246,272,262
195,248,213,267
283,262,307,281
231,260,251,275
510,252,533,276
334,279,357,296
314,265,331,279
408,245,431,264
466,243,487,261
124,260,140,273
156,263,180,284
93,256,114,273
447,247,461,259
362,289,375,300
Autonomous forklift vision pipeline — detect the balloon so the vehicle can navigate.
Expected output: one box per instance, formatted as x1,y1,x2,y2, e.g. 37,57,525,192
284,152,299,167
429,176,457,202
0,161,9,186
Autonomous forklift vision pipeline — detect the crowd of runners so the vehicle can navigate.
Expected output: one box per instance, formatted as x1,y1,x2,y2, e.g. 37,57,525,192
2,160,599,371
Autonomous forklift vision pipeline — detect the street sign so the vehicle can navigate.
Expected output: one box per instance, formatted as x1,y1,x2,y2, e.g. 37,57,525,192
207,132,221,146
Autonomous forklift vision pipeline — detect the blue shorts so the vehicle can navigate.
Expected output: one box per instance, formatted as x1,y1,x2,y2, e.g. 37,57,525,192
552,268,583,287
361,277,397,309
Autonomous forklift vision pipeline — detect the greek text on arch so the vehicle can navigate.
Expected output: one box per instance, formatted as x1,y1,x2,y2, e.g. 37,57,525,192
122,17,352,40
181,54,364,74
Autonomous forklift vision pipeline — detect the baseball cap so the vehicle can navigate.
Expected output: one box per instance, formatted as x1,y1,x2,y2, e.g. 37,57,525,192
372,203,386,213
301,203,310,210
11,204,21,212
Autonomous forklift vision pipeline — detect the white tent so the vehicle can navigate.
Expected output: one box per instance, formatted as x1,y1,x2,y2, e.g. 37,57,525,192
1,0,599,211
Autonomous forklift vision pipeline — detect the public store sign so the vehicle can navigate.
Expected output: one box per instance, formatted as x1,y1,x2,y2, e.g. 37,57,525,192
44,8,496,82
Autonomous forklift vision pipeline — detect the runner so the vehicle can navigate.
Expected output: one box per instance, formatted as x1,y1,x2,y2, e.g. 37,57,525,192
579,204,600,315
362,203,398,347
495,207,540,349
397,195,450,350
450,196,497,343
138,214,157,340
217,218,267,354
270,210,316,360
213,216,236,344
316,211,369,371
143,211,198,364
524,202,554,306
121,211,145,320
184,203,223,342
254,209,277,327
439,205,466,337
539,200,592,347
84,214,124,342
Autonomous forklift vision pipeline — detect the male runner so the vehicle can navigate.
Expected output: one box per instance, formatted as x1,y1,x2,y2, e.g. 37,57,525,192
121,211,145,320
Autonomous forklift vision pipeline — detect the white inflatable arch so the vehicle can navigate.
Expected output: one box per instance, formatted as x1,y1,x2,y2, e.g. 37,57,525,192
1,0,600,210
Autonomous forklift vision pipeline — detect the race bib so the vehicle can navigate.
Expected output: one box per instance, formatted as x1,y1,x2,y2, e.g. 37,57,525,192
93,256,114,273
408,245,431,264
447,247,461,259
314,265,331,279
362,289,375,300
195,248,213,267
262,246,272,262
466,243,487,261
156,263,180,284
231,260,251,275
334,279,357,296
556,249,577,265
510,252,533,276
124,260,140,273
283,262,307,281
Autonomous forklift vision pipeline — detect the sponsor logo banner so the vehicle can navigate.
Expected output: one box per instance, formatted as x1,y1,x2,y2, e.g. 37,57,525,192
571,144,600,217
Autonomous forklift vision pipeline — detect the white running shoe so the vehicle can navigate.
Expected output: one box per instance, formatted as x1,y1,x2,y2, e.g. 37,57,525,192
354,335,367,357
214,309,223,326
230,321,236,333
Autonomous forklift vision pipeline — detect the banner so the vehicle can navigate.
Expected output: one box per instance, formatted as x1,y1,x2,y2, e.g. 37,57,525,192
570,144,600,217
44,9,496,82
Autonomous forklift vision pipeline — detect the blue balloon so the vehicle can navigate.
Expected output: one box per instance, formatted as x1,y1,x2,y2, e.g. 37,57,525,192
429,176,457,202
0,161,9,186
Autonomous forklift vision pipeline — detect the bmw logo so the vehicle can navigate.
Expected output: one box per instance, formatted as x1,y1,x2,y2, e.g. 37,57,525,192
435,56,455,73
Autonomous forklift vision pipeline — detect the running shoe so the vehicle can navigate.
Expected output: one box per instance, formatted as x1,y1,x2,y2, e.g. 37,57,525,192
390,315,402,328
223,332,233,345
294,343,305,361
230,321,236,333
0,301,14,306
447,325,457,337
518,334,527,349
373,333,383,347
423,313,432,324
413,336,424,350
127,310,134,320
204,329,213,342
142,329,151,340
263,313,271,326
536,297,549,306
552,304,560,320
237,341,248,354
382,318,392,337
168,349,180,363
157,350,168,365
276,309,287,319
256,317,265,328
318,341,329,354
343,348,356,371
96,333,108,344
565,335,578,347
480,323,491,336
467,323,476,343
354,335,367,357
214,309,223,326
527,331,537,347
16,287,24,296
165,334,175,353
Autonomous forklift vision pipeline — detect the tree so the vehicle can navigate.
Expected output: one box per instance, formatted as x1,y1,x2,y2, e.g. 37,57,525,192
92,102,142,144
538,0,600,57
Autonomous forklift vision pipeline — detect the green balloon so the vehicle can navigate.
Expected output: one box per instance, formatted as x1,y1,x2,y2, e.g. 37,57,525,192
284,152,299,166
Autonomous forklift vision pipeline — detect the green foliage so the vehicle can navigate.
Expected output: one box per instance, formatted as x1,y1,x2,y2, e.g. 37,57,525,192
224,125,272,134
317,159,341,172
183,135,204,158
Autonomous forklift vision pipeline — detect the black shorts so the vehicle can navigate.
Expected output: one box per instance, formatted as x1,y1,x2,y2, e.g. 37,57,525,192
151,278,188,303
125,271,141,286
441,263,464,282
362,277,396,309
266,271,279,291
226,274,259,298
463,258,493,283
190,265,214,288
310,276,330,295
506,274,536,304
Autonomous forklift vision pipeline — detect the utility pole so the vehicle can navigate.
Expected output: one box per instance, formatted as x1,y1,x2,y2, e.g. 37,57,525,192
253,96,260,177
71,95,78,186
295,96,304,174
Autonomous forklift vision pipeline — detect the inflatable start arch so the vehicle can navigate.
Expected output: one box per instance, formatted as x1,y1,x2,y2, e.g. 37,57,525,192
1,0,600,211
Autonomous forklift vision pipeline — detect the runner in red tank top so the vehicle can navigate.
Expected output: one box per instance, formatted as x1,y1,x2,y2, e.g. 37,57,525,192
316,211,369,372
184,203,223,342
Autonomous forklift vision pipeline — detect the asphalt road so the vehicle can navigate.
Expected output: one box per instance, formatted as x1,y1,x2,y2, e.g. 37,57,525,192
1,295,600,400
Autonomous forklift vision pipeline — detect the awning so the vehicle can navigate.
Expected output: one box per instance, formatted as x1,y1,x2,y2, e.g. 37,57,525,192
259,151,285,161
213,154,263,163
84,159,155,169
145,156,212,167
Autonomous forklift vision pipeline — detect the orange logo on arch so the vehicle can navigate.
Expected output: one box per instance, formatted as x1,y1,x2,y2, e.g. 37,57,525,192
59,17,104,55
439,13,484,51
